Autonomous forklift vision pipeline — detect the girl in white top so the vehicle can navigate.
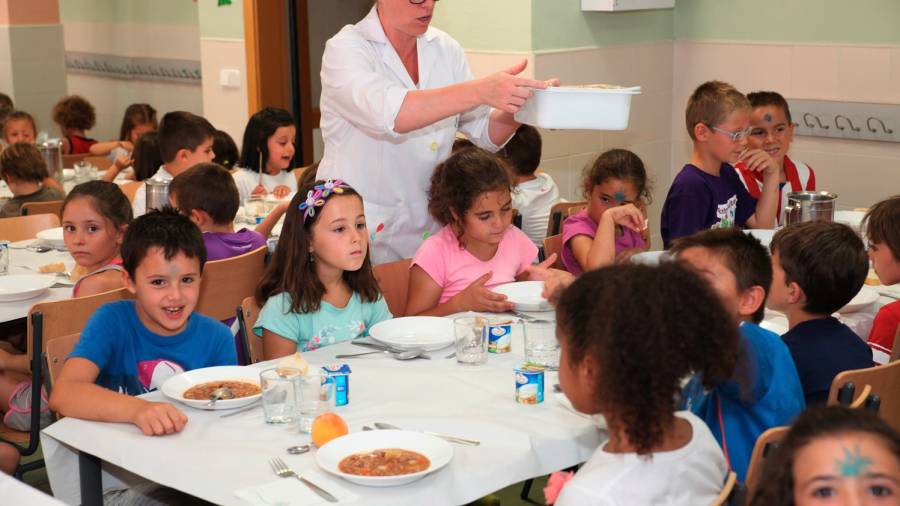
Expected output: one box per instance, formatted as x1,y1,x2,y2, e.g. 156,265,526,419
233,107,298,204
549,263,737,506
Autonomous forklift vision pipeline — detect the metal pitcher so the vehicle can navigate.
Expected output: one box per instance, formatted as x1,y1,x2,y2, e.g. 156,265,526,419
38,139,63,184
783,191,837,226
145,177,171,212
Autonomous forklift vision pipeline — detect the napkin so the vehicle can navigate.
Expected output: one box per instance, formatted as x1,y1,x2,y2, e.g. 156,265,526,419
233,470,358,505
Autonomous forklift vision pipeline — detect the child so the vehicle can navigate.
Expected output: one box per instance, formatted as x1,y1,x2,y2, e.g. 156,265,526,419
864,196,900,364
736,91,815,225
406,148,542,317
131,111,216,217
131,131,163,182
0,142,65,217
52,95,97,154
0,93,13,142
497,125,560,247
769,221,873,404
90,103,158,179
234,107,297,202
48,207,237,433
212,129,240,169
672,228,805,481
661,81,780,248
750,406,900,506
169,162,285,260
561,149,649,275
254,179,391,358
62,181,132,297
2,110,36,146
551,264,735,505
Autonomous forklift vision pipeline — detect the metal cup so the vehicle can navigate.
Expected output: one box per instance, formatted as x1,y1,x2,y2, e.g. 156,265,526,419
783,191,837,226
145,177,171,212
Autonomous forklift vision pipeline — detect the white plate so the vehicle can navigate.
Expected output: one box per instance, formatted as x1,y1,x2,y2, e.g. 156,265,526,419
839,285,880,314
0,274,56,302
62,168,75,180
368,317,454,351
514,85,641,130
316,430,453,487
835,210,865,231
628,250,671,266
160,366,262,410
35,227,66,249
492,281,551,312
759,318,789,335
745,229,775,248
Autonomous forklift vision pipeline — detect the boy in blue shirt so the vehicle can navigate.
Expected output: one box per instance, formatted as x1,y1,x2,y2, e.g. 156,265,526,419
673,228,804,481
49,207,237,436
768,221,873,405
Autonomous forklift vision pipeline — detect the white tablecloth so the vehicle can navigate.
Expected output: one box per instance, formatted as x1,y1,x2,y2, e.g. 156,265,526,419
0,240,74,323
41,330,602,506
0,470,66,505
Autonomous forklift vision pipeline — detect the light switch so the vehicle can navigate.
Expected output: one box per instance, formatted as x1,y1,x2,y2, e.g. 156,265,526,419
219,68,241,88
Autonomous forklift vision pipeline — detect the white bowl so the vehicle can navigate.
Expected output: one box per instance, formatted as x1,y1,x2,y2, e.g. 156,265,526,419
316,430,453,487
160,366,262,410
839,285,880,314
628,250,671,266
514,85,641,130
368,317,455,351
35,227,66,249
62,168,75,181
0,274,56,302
492,281,551,312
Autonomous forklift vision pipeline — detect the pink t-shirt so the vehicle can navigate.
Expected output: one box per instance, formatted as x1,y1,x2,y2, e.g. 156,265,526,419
561,209,646,276
412,225,538,304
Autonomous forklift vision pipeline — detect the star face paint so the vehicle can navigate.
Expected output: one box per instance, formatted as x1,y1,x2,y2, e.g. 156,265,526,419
613,191,627,204
762,112,773,123
836,445,873,477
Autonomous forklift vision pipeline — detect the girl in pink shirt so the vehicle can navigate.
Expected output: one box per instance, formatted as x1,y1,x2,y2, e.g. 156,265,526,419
407,148,548,316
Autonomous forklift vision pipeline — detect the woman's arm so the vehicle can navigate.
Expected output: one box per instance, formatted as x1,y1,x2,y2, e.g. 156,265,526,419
262,329,298,361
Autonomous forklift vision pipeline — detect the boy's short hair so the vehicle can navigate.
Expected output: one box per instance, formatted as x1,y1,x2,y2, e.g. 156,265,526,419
0,93,12,111
747,91,793,124
771,221,867,315
2,110,36,136
685,80,750,140
169,163,239,226
0,142,48,183
671,228,772,323
52,95,96,131
158,111,215,163
497,125,542,177
212,130,240,169
121,206,207,279
863,196,900,260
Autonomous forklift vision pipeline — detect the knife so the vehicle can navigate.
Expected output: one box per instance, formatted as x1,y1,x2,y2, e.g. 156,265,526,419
351,341,431,359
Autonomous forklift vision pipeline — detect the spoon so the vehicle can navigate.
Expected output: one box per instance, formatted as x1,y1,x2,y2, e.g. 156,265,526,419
286,444,311,455
373,422,480,446
334,349,423,360
204,387,234,408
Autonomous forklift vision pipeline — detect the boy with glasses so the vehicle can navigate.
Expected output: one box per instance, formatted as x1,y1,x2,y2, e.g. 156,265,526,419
661,81,780,248
736,91,816,225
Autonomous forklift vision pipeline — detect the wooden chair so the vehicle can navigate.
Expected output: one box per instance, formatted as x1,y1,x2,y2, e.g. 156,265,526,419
120,181,143,202
196,246,267,321
236,296,263,364
828,360,900,432
83,155,113,171
710,471,738,506
542,234,564,269
20,200,64,219
0,213,60,242
46,333,80,389
62,153,89,167
293,165,310,185
546,201,587,237
373,258,412,317
743,426,789,499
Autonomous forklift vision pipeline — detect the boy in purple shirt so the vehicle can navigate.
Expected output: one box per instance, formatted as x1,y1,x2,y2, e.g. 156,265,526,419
661,81,780,248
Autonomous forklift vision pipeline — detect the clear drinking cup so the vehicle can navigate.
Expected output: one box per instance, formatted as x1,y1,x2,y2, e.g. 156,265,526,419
260,367,302,424
0,241,9,276
523,320,560,369
454,317,489,365
297,372,335,434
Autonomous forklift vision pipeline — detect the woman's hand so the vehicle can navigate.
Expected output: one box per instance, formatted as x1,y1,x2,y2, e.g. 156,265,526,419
449,272,513,313
602,204,646,233
251,184,267,197
476,59,548,114
272,185,292,199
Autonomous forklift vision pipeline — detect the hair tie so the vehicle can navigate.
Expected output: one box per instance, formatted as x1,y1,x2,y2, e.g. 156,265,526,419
298,179,351,223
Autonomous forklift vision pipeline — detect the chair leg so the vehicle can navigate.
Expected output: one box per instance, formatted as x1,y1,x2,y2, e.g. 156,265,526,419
520,478,534,501
14,458,45,480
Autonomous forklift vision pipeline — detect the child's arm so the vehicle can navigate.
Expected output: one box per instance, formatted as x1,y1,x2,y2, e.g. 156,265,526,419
100,154,132,182
48,357,188,436
89,140,132,156
272,185,292,199
569,204,646,272
0,349,30,375
254,201,289,238
407,267,513,316
43,177,63,192
743,149,779,229
262,330,299,361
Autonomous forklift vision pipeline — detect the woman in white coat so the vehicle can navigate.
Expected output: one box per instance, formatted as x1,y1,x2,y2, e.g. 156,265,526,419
317,0,552,263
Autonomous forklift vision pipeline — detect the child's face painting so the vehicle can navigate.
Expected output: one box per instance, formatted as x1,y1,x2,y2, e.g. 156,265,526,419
587,178,639,225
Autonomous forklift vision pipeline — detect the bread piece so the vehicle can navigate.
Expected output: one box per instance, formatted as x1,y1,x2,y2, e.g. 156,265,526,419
276,352,309,376
38,262,65,274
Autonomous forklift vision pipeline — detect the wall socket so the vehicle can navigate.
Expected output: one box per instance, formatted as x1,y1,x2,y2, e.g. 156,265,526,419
787,99,898,144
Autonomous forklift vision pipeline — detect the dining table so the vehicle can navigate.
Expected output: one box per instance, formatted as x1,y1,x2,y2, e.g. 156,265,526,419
0,467,67,505
0,240,74,324
40,314,604,506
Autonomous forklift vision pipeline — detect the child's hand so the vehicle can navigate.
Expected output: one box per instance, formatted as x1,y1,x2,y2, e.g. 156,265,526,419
113,154,132,171
0,348,11,370
272,185,292,199
251,184,268,197
119,140,134,152
452,272,514,313
602,204,646,232
739,148,778,178
523,261,575,305
131,401,188,436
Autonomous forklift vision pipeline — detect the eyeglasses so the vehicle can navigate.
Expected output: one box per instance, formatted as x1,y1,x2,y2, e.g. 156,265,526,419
706,124,753,142
409,0,439,4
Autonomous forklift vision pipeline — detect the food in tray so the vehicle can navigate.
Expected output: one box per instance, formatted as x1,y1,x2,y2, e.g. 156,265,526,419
182,380,260,400
338,448,430,476
38,262,66,274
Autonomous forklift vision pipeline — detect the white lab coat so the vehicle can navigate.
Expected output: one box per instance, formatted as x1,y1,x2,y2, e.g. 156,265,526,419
317,6,500,264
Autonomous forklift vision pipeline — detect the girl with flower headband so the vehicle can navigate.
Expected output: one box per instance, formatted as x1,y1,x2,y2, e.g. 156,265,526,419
253,178,391,358
406,148,555,317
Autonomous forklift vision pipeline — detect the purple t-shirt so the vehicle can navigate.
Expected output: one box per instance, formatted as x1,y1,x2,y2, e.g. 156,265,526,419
560,209,646,276
660,163,756,248
203,229,267,261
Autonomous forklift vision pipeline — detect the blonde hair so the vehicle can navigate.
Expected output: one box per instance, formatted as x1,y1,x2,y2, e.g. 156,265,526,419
685,80,749,140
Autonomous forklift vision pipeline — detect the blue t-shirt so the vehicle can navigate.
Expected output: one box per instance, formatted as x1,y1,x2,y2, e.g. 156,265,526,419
681,322,805,481
661,163,756,248
782,317,873,405
70,300,237,395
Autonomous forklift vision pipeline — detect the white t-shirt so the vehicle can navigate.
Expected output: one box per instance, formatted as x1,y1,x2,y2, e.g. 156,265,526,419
512,172,560,248
231,167,298,204
555,411,728,506
131,166,173,218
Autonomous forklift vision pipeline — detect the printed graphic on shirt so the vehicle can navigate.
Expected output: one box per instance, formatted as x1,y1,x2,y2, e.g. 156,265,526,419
712,195,738,229
138,359,186,391
305,321,366,351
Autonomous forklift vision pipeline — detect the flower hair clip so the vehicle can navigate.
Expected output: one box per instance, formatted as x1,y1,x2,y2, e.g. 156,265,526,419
298,179,351,222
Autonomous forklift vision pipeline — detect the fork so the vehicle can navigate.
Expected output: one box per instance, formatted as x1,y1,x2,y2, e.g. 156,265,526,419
269,457,338,503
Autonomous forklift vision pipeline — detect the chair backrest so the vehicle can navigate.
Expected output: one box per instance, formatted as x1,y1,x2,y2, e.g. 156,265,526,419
196,246,267,321
46,333,80,389
546,201,587,237
542,234,564,269
120,181,143,202
20,200,64,219
373,258,412,317
828,360,900,432
83,155,113,171
62,153,89,167
744,426,789,497
0,213,60,242
238,296,263,363
710,471,738,506
293,165,312,185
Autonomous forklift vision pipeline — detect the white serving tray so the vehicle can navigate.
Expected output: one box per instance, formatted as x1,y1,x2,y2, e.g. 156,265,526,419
514,85,641,130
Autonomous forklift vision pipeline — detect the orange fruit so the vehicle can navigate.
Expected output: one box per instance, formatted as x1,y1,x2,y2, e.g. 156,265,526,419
311,412,349,448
